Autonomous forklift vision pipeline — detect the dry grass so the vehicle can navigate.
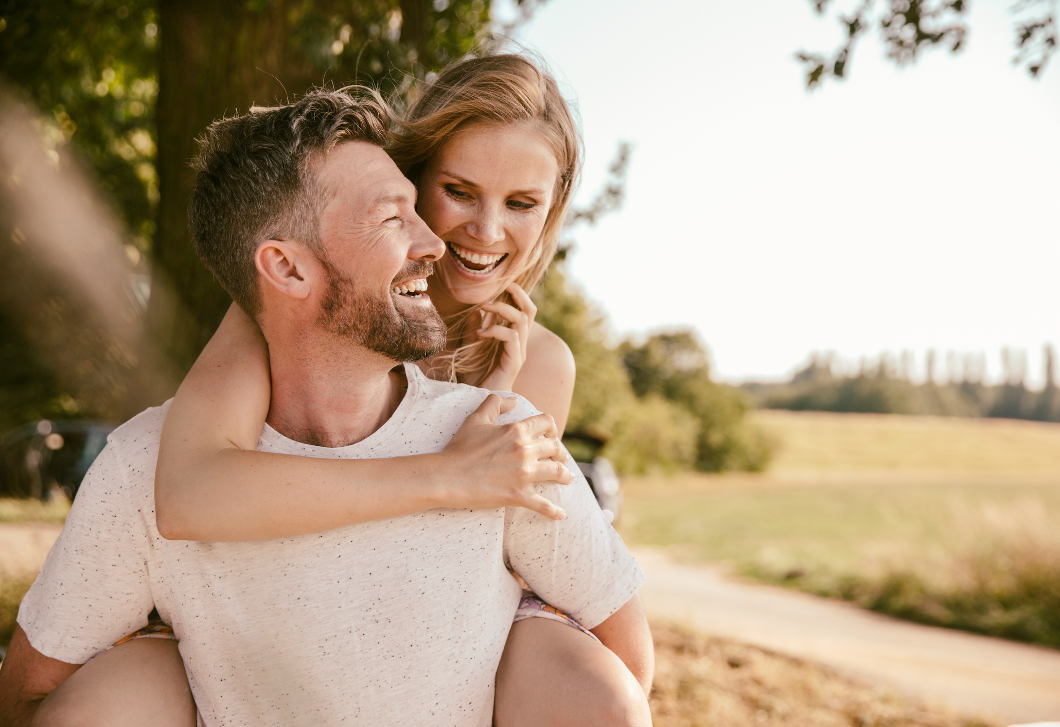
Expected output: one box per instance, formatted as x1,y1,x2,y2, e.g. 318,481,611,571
750,497,1060,646
649,621,994,727
0,496,71,524
0,577,31,656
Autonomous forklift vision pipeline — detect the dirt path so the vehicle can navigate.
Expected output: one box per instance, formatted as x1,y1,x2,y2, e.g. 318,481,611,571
633,546,1060,725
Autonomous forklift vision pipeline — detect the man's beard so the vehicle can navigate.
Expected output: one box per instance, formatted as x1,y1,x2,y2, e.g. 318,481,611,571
317,258,447,362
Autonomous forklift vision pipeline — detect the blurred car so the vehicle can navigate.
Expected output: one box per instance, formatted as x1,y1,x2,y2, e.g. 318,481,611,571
0,420,115,501
562,431,622,523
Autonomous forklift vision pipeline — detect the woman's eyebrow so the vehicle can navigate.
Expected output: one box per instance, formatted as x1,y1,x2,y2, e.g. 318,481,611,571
438,169,547,197
437,169,477,187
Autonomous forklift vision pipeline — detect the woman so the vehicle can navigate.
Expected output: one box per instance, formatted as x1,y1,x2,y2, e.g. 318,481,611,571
35,54,651,727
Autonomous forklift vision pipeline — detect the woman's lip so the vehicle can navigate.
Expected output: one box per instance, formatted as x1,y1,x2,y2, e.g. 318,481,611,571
445,245,506,279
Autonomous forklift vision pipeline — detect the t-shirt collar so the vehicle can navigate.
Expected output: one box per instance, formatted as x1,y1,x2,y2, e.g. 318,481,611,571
258,362,423,456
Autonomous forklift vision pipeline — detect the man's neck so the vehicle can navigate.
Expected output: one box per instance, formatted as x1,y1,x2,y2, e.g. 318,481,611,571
266,337,406,449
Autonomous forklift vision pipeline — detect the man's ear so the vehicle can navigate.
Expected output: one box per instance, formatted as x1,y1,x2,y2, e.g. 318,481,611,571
254,240,317,300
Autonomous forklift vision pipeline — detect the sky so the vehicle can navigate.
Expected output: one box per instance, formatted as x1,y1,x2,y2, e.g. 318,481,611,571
494,0,1060,385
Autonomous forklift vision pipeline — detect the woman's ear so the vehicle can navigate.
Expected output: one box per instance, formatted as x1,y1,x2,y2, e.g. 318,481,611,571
254,240,316,301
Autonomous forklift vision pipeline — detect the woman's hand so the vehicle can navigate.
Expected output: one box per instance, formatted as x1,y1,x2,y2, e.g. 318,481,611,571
477,282,537,392
436,394,574,521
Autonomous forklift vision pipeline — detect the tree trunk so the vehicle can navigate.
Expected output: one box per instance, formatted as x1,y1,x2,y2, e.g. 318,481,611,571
400,0,431,65
134,0,319,412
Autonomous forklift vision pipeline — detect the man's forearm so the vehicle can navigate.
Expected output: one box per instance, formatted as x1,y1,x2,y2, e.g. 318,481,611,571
0,626,79,727
589,592,654,696
0,694,42,727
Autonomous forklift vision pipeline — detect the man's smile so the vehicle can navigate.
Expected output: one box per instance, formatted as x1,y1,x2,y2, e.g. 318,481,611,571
391,277,429,297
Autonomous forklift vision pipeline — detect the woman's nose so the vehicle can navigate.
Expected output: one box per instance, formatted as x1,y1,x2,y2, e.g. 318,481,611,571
467,205,504,246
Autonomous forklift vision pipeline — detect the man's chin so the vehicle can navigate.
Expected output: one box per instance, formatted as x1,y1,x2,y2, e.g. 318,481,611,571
399,321,447,362
378,304,446,362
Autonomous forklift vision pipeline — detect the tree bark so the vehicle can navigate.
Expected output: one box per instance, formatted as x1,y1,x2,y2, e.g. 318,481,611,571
135,0,319,411
400,0,431,65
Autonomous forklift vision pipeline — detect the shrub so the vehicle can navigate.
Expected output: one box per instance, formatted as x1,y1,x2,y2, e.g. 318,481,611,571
756,498,1060,648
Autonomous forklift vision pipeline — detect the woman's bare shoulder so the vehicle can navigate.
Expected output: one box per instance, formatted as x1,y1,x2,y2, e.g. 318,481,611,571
525,322,575,379
514,323,575,428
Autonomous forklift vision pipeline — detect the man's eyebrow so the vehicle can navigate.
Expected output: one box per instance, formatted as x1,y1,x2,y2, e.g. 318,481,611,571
373,191,416,209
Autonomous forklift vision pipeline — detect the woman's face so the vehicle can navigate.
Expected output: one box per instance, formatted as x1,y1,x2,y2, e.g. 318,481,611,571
416,121,560,312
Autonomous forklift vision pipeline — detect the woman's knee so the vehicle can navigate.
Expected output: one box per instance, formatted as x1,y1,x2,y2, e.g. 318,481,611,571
574,656,651,727
32,640,195,727
31,692,84,727
496,618,651,727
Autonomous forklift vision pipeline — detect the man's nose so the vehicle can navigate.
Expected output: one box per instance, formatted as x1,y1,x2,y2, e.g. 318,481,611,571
467,204,504,246
409,212,445,261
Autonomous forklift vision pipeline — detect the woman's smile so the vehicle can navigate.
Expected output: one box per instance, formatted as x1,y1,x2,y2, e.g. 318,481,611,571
446,242,509,276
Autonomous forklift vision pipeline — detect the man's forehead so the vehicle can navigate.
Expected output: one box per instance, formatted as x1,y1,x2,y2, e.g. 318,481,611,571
319,141,413,206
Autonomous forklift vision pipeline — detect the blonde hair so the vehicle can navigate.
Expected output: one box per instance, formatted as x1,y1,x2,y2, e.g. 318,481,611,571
389,53,581,385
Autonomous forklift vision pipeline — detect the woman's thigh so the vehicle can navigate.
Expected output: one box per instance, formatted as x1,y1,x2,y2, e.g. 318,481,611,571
494,618,650,727
32,639,195,727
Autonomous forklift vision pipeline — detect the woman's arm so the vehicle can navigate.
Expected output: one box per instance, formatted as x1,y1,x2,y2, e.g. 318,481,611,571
154,304,573,542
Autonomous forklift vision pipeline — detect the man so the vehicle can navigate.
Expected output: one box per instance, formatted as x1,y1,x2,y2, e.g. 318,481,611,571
0,89,651,726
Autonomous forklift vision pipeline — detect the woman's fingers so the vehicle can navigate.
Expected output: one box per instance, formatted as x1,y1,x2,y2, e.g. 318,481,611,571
531,457,574,485
517,413,560,440
479,301,528,328
521,493,566,521
527,437,569,467
506,282,537,320
477,325,519,344
468,393,520,424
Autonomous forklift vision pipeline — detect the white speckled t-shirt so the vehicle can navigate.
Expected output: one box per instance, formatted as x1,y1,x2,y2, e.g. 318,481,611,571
18,364,644,727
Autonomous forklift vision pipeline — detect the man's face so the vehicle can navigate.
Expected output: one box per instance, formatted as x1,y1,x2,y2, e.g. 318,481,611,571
313,141,447,361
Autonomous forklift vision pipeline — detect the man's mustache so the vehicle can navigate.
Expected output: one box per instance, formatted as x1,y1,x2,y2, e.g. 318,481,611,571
392,260,434,284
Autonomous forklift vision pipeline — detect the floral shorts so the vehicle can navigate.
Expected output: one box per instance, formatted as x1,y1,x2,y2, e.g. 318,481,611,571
513,592,599,643
110,609,176,649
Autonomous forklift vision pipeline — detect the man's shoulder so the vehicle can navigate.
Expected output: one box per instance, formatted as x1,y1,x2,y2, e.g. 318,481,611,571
104,399,171,466
412,369,540,425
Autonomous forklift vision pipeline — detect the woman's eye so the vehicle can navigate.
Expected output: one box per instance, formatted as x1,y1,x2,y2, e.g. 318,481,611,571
444,185,472,200
507,200,536,211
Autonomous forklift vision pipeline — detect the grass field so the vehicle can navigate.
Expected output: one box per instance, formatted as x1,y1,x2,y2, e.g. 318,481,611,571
752,409,1060,475
0,496,71,524
649,622,993,727
619,410,1060,647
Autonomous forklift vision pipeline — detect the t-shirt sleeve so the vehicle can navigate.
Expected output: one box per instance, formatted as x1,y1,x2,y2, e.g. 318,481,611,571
499,397,645,630
17,444,155,664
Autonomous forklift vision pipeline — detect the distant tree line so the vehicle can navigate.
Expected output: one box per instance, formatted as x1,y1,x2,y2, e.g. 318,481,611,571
744,347,1060,422
535,259,770,474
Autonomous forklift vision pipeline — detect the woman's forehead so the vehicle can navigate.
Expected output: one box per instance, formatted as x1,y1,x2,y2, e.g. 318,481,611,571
432,123,560,185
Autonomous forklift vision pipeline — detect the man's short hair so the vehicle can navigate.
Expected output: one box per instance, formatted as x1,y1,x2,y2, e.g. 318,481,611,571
189,88,391,316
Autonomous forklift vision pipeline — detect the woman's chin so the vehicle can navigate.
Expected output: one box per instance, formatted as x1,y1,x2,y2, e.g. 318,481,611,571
449,286,501,308
440,261,509,306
